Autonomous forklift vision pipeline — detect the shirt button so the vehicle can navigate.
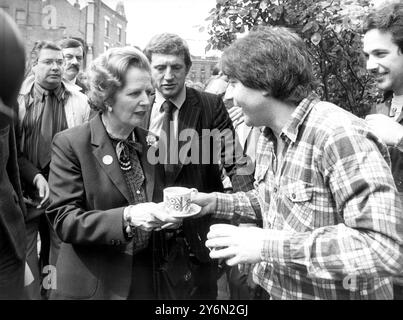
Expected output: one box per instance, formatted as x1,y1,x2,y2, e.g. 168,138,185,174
273,187,278,193
136,190,141,194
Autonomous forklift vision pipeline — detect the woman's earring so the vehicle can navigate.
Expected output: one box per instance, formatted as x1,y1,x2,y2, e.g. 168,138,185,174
105,102,113,113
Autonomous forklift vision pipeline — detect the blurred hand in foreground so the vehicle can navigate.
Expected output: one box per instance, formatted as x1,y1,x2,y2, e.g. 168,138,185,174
206,224,265,266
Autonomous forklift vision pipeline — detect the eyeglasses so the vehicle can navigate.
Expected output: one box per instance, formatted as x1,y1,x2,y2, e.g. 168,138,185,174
38,59,65,67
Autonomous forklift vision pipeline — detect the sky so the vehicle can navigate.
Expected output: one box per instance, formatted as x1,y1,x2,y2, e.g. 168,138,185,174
69,0,217,57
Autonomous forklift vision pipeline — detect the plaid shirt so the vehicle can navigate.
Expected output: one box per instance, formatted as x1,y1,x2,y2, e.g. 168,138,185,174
215,94,403,299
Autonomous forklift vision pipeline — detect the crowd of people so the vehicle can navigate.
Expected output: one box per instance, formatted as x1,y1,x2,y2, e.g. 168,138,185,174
1,2,403,300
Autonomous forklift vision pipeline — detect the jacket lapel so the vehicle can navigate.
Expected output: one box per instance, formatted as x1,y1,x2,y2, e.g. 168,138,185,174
134,127,155,201
142,100,153,132
395,100,403,123
173,87,201,181
90,114,131,203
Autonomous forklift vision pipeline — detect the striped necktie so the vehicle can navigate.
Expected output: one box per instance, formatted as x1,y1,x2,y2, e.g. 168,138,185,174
37,90,54,169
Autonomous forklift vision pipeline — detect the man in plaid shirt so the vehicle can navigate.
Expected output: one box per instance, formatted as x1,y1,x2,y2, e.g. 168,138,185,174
192,26,403,299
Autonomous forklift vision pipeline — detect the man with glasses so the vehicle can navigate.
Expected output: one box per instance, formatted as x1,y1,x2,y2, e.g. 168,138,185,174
17,40,90,299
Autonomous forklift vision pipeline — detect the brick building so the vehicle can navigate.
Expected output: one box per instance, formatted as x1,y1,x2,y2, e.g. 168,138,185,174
0,0,127,69
86,0,127,66
188,55,219,86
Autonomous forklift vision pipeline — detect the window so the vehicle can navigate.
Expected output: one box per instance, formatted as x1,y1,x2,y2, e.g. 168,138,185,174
104,16,110,37
15,9,26,25
104,43,110,52
117,24,122,43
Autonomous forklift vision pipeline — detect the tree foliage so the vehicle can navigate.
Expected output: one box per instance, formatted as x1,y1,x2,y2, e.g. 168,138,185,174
206,0,380,117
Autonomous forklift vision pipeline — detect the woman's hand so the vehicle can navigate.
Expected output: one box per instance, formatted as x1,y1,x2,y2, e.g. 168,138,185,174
125,202,181,231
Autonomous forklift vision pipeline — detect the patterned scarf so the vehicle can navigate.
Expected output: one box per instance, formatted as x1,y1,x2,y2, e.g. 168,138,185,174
108,131,151,254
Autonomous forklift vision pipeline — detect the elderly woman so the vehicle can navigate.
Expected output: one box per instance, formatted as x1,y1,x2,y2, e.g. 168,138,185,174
46,47,178,299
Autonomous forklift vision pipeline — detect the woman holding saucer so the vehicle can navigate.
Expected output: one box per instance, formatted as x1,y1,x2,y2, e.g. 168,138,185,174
46,47,179,300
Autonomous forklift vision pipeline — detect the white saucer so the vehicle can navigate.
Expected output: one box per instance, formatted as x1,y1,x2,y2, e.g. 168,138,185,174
158,203,201,218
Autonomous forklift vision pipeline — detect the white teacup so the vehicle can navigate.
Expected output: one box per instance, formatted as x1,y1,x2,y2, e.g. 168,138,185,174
163,187,198,216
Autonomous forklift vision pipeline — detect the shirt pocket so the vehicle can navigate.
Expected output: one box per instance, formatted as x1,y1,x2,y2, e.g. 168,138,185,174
279,178,314,232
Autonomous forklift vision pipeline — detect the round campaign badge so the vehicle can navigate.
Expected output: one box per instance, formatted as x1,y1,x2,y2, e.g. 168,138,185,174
103,155,113,165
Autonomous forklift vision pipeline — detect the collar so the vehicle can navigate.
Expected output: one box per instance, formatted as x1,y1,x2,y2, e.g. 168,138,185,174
20,74,81,96
64,76,77,84
33,82,65,102
392,93,403,106
100,113,143,153
64,76,82,91
155,85,186,111
278,93,320,144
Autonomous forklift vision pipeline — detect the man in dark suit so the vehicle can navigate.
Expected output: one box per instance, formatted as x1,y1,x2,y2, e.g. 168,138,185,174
0,9,27,299
143,33,254,299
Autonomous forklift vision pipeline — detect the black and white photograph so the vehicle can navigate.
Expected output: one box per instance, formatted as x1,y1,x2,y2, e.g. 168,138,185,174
1,0,403,305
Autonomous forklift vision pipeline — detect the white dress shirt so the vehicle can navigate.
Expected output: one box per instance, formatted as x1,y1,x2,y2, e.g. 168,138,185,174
149,86,186,139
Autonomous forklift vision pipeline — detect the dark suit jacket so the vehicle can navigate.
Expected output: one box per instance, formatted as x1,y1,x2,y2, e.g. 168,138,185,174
145,87,254,263
46,114,158,299
0,103,26,299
